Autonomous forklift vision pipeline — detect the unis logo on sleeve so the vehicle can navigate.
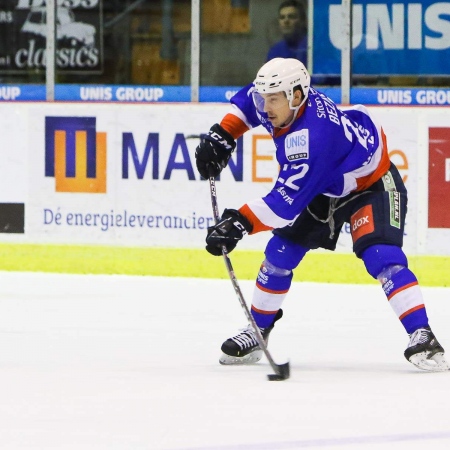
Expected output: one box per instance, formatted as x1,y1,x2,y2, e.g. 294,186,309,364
285,129,309,162
45,117,106,193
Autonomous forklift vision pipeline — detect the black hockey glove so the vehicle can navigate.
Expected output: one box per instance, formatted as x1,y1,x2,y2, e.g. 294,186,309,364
206,209,253,256
195,124,236,179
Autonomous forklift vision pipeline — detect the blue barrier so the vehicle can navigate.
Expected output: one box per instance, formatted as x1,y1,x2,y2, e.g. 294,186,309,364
1,84,450,106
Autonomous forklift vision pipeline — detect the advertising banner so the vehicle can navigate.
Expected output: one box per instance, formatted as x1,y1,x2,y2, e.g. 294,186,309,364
313,0,450,76
0,102,449,254
25,103,274,251
0,0,103,74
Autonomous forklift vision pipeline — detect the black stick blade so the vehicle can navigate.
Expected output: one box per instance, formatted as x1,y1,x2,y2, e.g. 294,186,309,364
267,362,290,381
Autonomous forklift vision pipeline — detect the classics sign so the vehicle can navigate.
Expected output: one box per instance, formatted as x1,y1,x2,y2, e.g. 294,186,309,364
0,0,103,74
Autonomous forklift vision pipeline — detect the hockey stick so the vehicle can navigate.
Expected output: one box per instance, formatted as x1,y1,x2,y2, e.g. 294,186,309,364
208,168,290,381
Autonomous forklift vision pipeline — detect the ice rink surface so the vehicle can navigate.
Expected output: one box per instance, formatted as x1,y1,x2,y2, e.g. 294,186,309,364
0,271,449,450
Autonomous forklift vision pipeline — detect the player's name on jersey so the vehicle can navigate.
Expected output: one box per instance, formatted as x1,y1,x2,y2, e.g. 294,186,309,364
1,85,450,106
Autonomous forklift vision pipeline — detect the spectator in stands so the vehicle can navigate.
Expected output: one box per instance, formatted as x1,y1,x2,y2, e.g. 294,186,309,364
267,1,307,64
267,0,339,86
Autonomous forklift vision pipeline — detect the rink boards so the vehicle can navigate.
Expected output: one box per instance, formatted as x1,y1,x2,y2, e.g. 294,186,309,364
0,102,449,255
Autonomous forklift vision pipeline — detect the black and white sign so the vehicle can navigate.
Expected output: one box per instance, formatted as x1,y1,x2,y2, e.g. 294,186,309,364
0,0,103,74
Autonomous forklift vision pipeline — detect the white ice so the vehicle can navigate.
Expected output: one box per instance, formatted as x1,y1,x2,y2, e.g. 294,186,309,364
0,271,449,450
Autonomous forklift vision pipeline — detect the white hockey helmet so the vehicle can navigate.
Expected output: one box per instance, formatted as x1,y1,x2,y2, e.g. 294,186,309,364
252,58,311,114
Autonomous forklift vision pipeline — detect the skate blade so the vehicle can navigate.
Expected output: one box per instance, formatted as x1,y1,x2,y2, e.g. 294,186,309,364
219,350,263,365
408,352,450,372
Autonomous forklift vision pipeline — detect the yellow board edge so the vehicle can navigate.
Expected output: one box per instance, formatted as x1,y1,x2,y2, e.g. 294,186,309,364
0,243,448,287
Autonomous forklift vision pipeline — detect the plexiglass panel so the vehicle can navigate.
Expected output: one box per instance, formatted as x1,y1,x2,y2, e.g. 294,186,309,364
0,0,448,89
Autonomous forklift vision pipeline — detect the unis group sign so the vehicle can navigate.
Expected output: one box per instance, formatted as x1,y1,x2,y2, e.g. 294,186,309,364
314,0,450,76
0,0,103,74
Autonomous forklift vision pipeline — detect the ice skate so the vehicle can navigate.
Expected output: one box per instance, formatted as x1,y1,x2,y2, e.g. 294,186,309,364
219,309,283,365
404,327,450,372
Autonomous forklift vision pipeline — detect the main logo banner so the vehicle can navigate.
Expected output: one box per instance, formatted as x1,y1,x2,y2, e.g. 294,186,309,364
26,104,275,250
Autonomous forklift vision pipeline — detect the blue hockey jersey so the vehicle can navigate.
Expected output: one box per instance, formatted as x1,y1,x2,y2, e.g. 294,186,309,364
221,85,390,234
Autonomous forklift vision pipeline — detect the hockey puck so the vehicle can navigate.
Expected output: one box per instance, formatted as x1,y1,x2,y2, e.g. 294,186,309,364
267,374,287,381
267,361,290,381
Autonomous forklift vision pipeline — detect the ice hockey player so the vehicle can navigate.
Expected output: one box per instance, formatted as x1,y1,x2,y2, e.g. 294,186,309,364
195,57,449,372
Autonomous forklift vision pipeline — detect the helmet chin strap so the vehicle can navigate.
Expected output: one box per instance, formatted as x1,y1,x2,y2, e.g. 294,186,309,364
279,93,307,128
